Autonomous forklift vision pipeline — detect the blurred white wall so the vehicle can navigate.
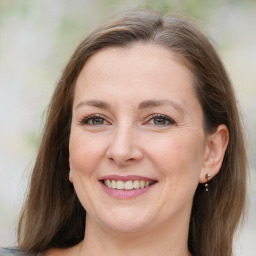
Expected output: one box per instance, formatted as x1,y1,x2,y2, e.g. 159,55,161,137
0,0,255,255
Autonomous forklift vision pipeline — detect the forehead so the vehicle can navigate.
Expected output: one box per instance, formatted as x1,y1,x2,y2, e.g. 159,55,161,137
80,43,189,77
74,43,199,112
76,43,193,86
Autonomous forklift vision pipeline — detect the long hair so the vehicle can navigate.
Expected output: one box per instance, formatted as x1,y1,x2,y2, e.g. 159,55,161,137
18,9,247,256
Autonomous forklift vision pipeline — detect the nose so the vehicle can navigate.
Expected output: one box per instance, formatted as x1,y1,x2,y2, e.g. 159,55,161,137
106,126,143,166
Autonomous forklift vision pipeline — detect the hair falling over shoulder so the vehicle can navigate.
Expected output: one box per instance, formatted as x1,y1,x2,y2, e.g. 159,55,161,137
17,8,247,256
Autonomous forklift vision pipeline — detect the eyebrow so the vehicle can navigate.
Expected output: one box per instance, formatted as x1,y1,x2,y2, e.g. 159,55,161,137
75,99,184,113
75,100,111,110
139,99,184,113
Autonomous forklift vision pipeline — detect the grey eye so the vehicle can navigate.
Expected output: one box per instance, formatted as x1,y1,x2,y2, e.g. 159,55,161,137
90,118,105,125
148,114,175,126
153,117,169,125
81,115,108,125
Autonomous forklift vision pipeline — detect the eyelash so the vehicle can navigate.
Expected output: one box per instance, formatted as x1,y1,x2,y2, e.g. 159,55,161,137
79,114,176,127
79,114,110,126
145,114,176,126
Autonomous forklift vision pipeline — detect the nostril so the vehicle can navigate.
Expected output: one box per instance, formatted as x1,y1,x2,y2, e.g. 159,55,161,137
106,142,143,165
127,157,136,162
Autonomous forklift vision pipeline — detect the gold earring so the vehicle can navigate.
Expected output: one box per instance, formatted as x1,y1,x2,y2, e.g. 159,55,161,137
204,173,211,192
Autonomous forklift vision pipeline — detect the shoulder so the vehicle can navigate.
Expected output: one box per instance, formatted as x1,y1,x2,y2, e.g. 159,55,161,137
0,247,40,256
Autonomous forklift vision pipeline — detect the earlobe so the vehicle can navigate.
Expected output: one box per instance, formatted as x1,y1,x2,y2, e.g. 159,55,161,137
68,157,73,183
69,169,73,183
199,124,229,183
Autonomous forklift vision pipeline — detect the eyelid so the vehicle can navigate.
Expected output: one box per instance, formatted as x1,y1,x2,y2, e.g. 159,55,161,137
79,114,111,125
144,113,176,126
78,113,175,126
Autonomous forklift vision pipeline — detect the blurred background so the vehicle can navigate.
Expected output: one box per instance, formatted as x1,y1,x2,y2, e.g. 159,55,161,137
0,0,255,255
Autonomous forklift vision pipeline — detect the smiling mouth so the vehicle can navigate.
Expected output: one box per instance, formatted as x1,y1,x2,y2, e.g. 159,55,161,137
102,180,157,190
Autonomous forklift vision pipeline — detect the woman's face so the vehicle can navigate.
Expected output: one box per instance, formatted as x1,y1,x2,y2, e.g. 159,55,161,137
69,43,208,234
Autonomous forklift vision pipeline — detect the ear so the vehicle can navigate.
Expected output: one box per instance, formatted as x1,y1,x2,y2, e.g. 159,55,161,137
69,169,73,183
68,155,73,183
69,158,73,183
199,124,229,183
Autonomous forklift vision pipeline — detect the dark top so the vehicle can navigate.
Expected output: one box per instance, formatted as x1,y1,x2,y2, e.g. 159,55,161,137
0,248,41,256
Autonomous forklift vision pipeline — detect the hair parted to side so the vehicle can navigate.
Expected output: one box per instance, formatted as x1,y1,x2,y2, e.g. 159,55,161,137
17,8,247,256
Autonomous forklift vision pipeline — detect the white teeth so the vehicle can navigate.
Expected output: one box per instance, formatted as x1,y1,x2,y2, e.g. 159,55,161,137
106,180,111,187
139,180,145,188
133,180,140,189
103,179,154,190
112,180,117,189
116,180,124,189
124,181,133,190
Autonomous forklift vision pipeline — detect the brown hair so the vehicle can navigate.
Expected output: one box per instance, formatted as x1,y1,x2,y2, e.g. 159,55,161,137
18,9,247,256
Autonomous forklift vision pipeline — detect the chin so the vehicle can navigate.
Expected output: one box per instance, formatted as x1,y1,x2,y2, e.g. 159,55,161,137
96,207,155,234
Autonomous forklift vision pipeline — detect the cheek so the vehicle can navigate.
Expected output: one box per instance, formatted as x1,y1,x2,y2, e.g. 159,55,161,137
146,132,205,181
69,129,105,173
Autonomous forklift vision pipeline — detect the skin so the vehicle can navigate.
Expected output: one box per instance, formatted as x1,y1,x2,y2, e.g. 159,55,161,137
46,43,228,256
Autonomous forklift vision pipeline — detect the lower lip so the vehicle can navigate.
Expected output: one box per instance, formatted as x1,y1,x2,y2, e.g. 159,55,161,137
100,182,157,199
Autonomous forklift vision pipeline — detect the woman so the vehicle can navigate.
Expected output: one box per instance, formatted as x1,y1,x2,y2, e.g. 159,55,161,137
1,8,247,256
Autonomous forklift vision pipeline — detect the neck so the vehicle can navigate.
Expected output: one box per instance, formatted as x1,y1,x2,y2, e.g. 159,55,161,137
79,214,192,256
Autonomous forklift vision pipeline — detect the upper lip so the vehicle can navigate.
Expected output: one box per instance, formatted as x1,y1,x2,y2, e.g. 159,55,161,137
99,175,157,182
